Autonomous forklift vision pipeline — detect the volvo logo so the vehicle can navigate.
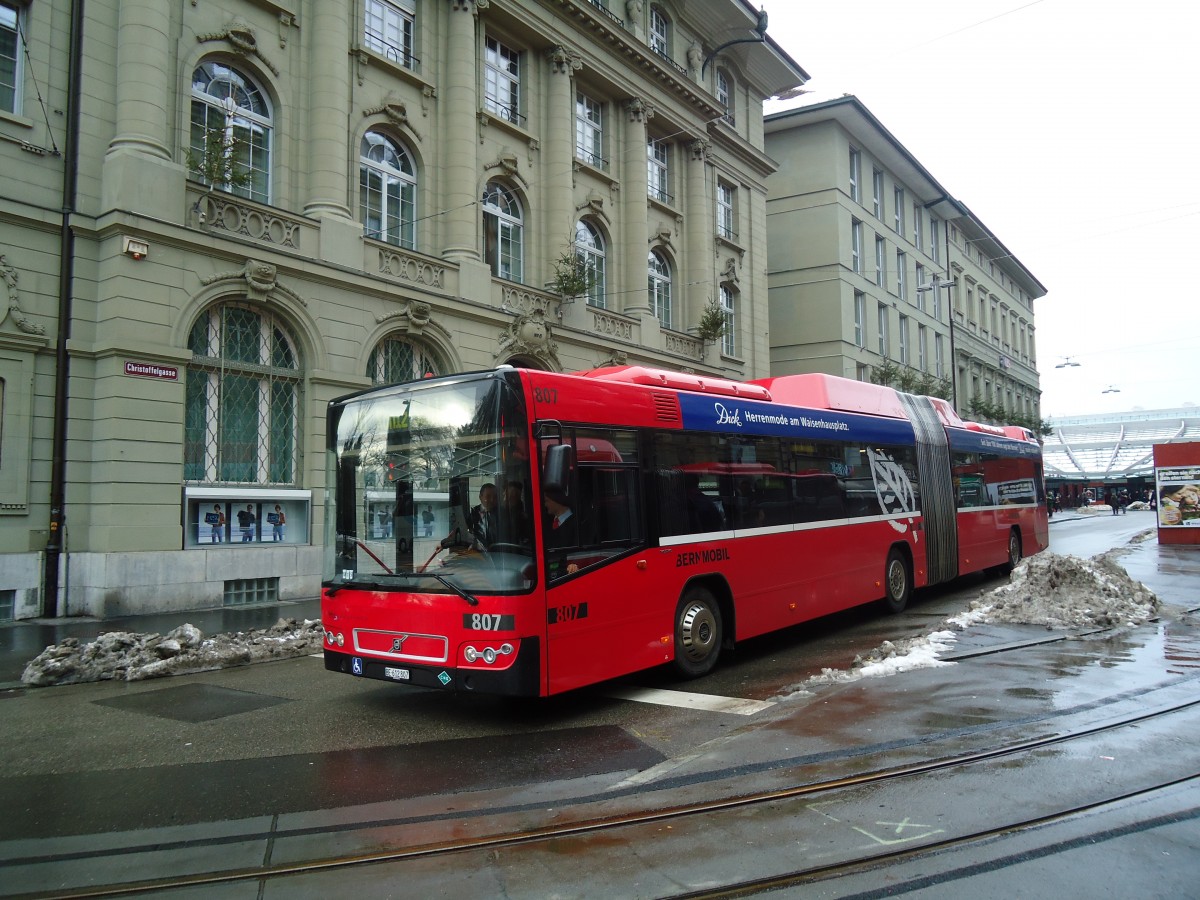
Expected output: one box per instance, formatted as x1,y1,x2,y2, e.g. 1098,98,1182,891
391,635,409,653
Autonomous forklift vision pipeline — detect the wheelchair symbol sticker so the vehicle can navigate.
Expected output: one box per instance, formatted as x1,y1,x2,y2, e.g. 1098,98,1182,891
352,657,363,675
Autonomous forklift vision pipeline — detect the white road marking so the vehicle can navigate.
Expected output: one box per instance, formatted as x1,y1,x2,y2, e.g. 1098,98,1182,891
604,686,774,716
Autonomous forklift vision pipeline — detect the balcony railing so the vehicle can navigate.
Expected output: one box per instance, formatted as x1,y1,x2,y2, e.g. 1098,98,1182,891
576,148,610,171
483,99,527,127
651,45,686,77
363,34,420,73
586,0,625,27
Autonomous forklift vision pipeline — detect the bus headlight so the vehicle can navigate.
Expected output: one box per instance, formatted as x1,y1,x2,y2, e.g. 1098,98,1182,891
461,642,516,667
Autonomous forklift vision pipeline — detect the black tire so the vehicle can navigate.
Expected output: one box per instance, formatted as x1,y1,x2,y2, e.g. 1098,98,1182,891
881,547,911,614
1002,528,1022,575
672,586,723,678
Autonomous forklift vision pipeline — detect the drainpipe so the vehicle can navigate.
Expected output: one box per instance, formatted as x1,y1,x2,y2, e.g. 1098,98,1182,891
43,0,85,617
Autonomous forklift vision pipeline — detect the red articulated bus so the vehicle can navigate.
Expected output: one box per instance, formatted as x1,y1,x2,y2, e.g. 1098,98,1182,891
322,365,1048,696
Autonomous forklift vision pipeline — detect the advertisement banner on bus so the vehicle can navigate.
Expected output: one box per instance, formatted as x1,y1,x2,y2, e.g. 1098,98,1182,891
676,394,914,445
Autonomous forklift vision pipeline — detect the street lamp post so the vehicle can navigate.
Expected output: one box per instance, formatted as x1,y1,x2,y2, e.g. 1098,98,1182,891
916,274,958,408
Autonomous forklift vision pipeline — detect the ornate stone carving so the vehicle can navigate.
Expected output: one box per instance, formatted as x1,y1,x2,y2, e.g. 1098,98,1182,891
377,248,446,290
376,300,446,339
198,194,304,249
498,308,560,369
592,308,634,341
546,45,582,76
0,255,46,335
201,259,307,307
689,138,712,162
278,13,295,50
485,151,521,179
196,19,280,75
501,286,553,318
596,349,628,369
625,97,654,123
363,98,422,141
722,256,740,284
576,192,609,225
665,330,704,359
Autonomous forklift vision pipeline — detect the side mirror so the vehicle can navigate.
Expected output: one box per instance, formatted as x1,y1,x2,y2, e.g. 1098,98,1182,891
543,443,574,499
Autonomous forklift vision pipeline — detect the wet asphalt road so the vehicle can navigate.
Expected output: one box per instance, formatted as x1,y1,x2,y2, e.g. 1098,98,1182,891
1,510,1198,897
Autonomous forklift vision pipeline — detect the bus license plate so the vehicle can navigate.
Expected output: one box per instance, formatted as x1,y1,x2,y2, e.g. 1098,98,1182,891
383,666,410,681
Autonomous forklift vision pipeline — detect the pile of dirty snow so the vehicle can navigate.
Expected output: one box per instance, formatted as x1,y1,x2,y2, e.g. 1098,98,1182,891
949,551,1160,630
781,551,1159,699
21,618,323,687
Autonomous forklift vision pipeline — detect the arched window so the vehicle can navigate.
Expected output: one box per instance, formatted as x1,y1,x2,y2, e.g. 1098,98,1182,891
482,181,523,282
360,131,416,249
648,250,672,328
720,284,738,356
367,335,440,385
185,304,301,484
574,219,606,308
189,62,272,204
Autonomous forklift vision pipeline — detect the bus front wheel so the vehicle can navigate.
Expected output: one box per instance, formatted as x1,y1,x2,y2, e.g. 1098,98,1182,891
882,548,911,614
673,587,723,678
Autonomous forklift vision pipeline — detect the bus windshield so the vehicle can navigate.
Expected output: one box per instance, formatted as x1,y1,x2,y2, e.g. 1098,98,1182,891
325,372,533,594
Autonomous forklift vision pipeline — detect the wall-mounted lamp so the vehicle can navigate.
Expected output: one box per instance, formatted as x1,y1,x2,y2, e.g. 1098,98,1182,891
701,6,770,77
122,237,149,261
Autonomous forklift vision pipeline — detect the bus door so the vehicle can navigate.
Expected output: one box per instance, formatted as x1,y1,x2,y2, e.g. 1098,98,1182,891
538,427,653,693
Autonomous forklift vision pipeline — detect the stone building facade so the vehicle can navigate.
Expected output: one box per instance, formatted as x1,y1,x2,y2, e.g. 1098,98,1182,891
0,0,804,619
763,97,1045,422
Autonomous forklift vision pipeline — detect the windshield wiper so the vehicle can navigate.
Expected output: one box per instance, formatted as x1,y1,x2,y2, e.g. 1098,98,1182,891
422,573,479,606
330,570,478,606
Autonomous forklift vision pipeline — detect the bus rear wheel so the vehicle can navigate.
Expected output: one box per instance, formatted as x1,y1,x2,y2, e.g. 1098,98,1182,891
882,548,911,614
673,587,723,678
1003,529,1022,574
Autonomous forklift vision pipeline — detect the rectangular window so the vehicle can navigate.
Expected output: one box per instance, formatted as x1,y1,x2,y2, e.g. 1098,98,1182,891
650,7,669,56
899,315,909,364
851,219,862,274
720,286,738,356
648,136,671,203
1,2,18,113
896,250,907,299
878,303,889,356
894,187,905,235
364,0,416,70
935,333,944,377
853,290,865,347
918,324,927,371
914,264,925,309
930,219,941,263
716,70,734,125
913,206,923,250
575,91,605,169
872,169,883,219
716,181,736,240
484,36,521,123
875,235,885,287
849,147,861,203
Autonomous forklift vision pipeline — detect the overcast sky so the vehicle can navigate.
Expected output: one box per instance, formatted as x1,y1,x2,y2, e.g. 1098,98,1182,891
759,0,1199,419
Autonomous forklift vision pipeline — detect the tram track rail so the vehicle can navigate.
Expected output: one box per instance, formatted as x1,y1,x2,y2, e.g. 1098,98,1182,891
15,687,1200,899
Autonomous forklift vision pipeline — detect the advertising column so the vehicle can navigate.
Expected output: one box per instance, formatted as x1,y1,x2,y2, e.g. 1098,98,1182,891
1153,442,1200,545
